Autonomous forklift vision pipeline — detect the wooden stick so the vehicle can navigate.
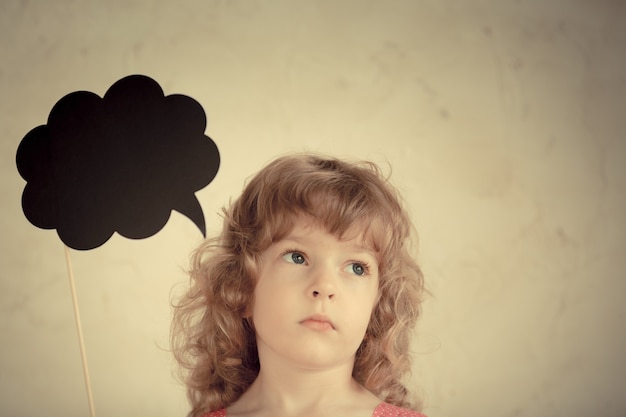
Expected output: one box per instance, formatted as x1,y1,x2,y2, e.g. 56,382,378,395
64,245,97,417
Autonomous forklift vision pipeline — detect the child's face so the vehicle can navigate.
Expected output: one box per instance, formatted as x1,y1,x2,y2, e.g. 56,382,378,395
251,216,379,371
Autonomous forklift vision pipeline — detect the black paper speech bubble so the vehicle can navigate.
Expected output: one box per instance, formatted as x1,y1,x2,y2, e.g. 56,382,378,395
16,75,220,250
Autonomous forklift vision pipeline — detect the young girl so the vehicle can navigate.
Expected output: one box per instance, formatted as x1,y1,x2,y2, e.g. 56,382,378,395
171,153,426,417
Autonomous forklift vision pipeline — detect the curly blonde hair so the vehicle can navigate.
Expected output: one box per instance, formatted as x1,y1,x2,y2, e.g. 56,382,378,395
171,153,424,416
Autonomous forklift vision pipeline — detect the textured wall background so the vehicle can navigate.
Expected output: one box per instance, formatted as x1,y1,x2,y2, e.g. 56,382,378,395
1,1,625,416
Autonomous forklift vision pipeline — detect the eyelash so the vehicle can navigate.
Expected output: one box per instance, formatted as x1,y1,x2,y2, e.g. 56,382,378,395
349,260,371,276
281,248,308,264
280,249,372,276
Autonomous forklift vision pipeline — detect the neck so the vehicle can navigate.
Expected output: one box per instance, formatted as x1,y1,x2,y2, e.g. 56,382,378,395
262,366,359,410
233,348,374,415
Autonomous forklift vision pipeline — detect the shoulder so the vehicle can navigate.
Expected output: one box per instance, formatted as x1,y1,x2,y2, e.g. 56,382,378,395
372,402,427,417
200,409,227,417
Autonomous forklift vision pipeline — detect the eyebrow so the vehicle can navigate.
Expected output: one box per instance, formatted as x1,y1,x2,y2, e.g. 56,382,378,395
279,234,377,258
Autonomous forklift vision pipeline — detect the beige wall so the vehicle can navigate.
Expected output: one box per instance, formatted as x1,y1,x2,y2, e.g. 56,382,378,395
1,1,625,416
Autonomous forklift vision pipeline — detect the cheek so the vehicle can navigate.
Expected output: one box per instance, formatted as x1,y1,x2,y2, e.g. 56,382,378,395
252,277,289,320
354,287,379,333
344,291,378,332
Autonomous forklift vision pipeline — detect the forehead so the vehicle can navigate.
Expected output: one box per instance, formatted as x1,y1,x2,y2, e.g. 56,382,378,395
283,215,379,253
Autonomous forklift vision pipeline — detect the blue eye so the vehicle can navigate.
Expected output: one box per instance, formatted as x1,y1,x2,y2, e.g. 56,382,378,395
282,251,306,265
345,262,369,276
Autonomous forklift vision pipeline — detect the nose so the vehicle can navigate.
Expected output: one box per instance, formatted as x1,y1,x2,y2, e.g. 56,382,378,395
308,264,336,300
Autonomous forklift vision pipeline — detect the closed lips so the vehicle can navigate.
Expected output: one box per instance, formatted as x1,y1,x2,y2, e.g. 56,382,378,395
300,314,335,330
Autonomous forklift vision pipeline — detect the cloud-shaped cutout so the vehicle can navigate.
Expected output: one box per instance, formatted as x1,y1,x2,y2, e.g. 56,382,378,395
16,74,220,250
